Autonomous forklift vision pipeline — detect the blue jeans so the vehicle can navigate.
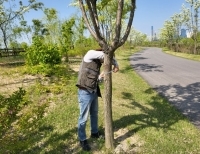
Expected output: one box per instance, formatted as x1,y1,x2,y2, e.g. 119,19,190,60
77,89,98,141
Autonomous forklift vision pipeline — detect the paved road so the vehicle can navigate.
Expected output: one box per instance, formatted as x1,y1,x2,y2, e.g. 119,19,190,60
130,47,200,129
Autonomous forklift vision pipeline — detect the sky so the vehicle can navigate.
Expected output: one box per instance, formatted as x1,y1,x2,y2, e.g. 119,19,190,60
22,0,187,37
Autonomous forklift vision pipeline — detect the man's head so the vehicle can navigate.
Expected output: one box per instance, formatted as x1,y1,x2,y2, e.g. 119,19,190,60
95,48,104,63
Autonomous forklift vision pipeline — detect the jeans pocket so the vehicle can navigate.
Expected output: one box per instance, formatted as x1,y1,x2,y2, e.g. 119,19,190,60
78,89,90,95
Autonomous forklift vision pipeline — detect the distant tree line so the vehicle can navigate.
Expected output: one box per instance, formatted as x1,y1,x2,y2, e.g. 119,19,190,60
159,0,200,54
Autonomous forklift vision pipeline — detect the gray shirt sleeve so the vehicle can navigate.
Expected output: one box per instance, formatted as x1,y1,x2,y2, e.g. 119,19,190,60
84,50,118,66
83,50,104,62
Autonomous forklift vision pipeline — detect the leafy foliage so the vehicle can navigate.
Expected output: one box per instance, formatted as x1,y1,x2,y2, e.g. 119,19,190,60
179,38,194,46
0,88,26,134
72,36,99,56
59,17,75,61
24,36,62,75
25,37,61,66
0,60,76,153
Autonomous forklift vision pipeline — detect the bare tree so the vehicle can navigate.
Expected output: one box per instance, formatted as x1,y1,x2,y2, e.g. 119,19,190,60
78,0,136,149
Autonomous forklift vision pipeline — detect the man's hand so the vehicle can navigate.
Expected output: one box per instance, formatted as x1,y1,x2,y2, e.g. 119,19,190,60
99,72,105,78
98,72,105,82
113,66,119,73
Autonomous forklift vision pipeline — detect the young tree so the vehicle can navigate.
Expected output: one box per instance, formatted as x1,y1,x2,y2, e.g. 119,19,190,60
12,20,32,44
43,8,60,44
185,0,200,54
0,14,13,49
169,13,183,51
31,19,48,37
160,20,176,49
59,17,75,62
78,0,136,149
74,17,86,48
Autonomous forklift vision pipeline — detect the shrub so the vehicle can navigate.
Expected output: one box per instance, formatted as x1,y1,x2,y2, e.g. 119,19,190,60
25,37,61,66
179,38,194,46
0,88,26,134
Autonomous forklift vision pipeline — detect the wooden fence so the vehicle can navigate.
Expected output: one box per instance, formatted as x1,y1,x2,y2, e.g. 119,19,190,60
0,48,25,57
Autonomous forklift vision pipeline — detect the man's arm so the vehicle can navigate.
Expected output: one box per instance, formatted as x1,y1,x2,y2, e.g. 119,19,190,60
84,49,119,72
83,50,104,62
112,57,119,72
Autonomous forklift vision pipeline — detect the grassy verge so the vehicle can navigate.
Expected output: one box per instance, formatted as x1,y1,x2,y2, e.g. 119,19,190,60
0,48,200,154
162,47,200,62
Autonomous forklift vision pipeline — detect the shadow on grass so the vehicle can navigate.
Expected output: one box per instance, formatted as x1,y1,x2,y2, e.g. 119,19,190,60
0,61,25,68
0,102,81,154
119,65,134,74
114,89,186,142
0,78,40,87
24,124,105,154
153,82,200,129
18,125,79,154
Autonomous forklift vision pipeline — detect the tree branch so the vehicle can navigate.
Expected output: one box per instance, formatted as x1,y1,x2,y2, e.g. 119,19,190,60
115,0,136,49
79,0,106,47
78,0,97,38
113,0,123,46
0,2,43,26
86,0,105,43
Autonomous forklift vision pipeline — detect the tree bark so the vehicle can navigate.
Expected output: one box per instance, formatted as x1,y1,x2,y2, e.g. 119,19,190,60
104,52,114,149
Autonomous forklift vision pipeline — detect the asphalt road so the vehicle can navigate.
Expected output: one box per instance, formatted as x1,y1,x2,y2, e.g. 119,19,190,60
130,47,200,129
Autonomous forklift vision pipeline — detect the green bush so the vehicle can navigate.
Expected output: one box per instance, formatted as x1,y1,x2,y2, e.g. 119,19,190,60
179,38,194,46
0,88,26,134
25,37,61,66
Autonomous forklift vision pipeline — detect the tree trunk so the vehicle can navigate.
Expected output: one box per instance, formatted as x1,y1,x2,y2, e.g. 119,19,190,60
194,38,197,54
104,52,114,149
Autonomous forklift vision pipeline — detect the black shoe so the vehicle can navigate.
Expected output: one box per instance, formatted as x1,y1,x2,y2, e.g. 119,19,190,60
80,140,91,151
91,132,104,139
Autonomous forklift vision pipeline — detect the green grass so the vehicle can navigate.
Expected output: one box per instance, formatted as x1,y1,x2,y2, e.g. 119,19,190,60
162,47,200,62
0,48,200,153
0,55,24,63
